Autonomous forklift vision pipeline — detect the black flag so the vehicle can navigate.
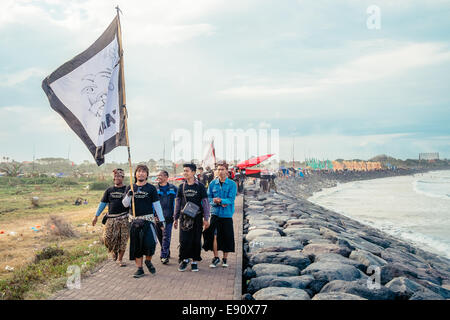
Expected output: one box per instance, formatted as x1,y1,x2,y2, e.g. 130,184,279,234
42,16,127,165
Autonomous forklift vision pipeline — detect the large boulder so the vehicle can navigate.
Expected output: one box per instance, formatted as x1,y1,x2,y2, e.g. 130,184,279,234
380,248,428,269
359,234,391,249
253,287,311,300
379,263,433,285
247,215,272,222
249,250,311,270
287,203,299,211
252,263,300,277
283,227,321,235
248,225,283,233
320,280,396,300
409,290,444,300
349,249,388,269
302,243,352,259
284,233,324,246
247,236,303,253
247,205,265,211
314,253,366,272
385,277,443,300
413,280,450,299
336,235,384,256
264,210,285,217
243,267,256,280
285,219,311,227
307,238,333,245
312,292,367,300
270,215,292,227
319,227,339,241
301,262,362,292
247,275,314,294
245,229,281,241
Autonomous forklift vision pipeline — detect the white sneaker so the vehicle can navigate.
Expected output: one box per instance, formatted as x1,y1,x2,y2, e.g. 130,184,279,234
209,257,220,268
222,258,228,268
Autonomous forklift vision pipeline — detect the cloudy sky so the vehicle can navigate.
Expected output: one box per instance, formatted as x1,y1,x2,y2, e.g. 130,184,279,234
1,0,449,164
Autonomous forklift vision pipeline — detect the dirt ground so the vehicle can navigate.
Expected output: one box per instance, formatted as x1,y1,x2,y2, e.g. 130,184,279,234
0,206,105,280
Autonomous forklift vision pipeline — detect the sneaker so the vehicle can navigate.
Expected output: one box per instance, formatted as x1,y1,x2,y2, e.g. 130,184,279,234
209,257,220,268
133,267,145,278
191,263,199,272
144,260,156,274
161,257,169,265
178,260,189,272
222,258,228,268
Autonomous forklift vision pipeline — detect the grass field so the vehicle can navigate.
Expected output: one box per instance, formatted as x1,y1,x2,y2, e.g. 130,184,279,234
0,177,112,300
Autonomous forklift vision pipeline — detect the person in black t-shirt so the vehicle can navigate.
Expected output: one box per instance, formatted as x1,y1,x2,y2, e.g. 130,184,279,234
92,168,130,266
174,163,210,272
122,164,165,278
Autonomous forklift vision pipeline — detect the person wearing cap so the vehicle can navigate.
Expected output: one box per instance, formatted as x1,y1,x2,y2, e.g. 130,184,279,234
122,164,165,278
92,168,130,267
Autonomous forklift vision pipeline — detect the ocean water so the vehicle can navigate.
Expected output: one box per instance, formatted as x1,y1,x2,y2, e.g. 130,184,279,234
308,170,450,259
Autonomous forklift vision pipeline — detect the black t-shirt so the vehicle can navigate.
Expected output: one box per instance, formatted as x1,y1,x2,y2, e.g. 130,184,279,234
101,186,128,214
125,183,159,217
177,182,208,209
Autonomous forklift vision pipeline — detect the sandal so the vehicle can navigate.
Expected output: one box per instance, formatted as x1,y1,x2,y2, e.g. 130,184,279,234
112,252,118,261
118,261,127,267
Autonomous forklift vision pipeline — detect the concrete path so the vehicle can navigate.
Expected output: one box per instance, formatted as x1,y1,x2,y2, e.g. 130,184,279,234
52,195,243,300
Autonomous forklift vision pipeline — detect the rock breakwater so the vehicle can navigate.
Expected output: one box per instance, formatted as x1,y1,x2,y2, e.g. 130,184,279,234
242,174,450,300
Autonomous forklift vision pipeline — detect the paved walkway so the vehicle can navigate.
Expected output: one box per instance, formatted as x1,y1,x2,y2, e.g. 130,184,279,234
52,195,243,300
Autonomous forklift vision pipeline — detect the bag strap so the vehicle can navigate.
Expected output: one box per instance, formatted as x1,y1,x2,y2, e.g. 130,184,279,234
182,182,187,206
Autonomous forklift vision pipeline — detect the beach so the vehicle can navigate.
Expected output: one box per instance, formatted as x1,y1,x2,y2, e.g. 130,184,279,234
242,169,450,300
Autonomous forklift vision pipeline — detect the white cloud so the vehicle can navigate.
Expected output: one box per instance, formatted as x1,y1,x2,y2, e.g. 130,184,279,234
0,0,243,47
218,41,450,98
0,67,47,87
0,105,67,133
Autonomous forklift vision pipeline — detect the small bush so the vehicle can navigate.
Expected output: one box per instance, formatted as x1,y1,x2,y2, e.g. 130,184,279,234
34,246,65,263
53,178,78,186
45,215,78,238
88,181,110,190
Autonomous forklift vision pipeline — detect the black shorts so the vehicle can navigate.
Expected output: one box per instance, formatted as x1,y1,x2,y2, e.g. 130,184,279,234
203,215,235,253
129,220,157,260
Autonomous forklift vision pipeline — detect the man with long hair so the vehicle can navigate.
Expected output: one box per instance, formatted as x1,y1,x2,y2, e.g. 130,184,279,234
122,164,165,278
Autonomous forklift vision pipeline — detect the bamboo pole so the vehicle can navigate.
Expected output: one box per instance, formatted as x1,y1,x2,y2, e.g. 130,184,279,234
116,6,135,217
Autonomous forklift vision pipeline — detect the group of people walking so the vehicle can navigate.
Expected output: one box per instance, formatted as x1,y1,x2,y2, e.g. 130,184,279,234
92,162,237,278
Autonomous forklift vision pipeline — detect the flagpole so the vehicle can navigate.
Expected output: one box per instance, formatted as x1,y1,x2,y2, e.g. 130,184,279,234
116,6,135,217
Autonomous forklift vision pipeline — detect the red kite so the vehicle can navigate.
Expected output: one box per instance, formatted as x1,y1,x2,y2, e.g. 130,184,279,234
236,154,274,169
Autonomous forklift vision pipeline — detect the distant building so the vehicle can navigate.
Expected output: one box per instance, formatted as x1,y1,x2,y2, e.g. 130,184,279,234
419,153,439,161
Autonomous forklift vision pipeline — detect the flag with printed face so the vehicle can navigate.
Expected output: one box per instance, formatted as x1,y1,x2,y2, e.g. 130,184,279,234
42,16,126,165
